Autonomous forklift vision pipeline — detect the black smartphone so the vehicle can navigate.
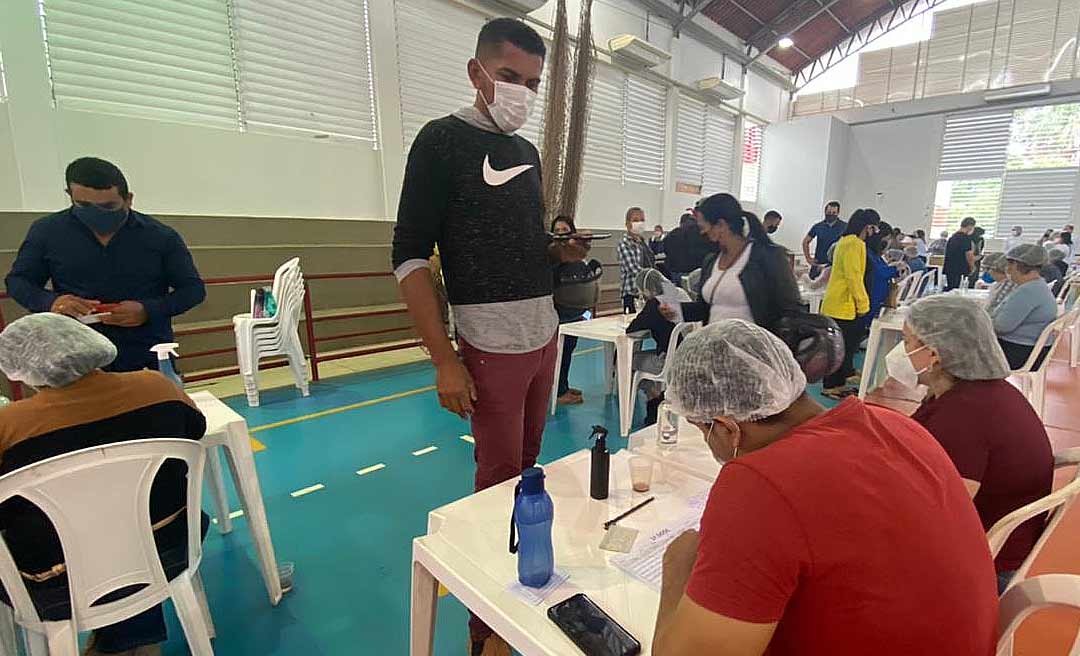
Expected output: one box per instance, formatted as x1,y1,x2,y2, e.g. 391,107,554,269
547,593,642,656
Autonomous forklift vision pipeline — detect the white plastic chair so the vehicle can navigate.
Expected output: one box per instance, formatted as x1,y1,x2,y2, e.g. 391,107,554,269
1011,308,1080,419
893,272,917,306
903,270,932,305
629,322,697,402
988,448,1080,594
0,439,213,656
233,258,310,407
998,574,1080,655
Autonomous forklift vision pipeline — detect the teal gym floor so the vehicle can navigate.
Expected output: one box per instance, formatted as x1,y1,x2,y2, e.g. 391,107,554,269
162,344,840,656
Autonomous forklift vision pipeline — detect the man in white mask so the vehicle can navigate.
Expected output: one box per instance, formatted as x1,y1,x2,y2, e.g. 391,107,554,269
617,207,655,313
1004,225,1024,253
652,319,997,655
391,19,580,656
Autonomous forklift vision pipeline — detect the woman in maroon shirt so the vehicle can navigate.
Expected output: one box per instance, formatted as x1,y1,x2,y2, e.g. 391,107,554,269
896,295,1053,592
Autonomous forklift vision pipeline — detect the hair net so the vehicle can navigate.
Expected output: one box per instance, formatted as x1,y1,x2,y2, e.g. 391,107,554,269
906,296,1009,381
903,245,919,259
666,319,807,422
885,248,905,264
0,313,117,388
1049,246,1067,262
982,252,1007,273
1007,243,1048,267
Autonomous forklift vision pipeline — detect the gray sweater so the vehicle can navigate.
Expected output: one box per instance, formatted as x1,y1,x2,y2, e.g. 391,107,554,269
992,279,1058,346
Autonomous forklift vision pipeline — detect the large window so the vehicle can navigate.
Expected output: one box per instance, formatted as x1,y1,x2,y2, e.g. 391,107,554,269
37,0,378,144
583,66,667,187
931,102,1080,238
674,93,736,196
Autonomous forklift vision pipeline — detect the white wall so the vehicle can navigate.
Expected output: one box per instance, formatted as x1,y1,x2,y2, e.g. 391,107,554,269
757,115,838,252
0,0,791,225
841,114,944,234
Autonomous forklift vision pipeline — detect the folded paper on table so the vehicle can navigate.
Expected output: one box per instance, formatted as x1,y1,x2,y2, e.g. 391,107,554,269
507,569,570,606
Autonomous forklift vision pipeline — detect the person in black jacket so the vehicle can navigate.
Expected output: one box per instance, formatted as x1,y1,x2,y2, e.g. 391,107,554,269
662,213,716,284
662,194,802,333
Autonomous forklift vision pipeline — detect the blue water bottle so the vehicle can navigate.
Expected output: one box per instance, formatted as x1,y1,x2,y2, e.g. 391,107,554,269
509,467,554,588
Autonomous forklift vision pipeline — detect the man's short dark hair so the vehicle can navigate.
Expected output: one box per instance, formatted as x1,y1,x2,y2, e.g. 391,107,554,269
476,18,546,59
764,210,782,221
65,157,129,198
960,216,977,228
825,201,841,211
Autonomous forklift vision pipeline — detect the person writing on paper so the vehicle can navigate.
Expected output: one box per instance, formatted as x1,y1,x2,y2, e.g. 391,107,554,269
651,320,997,656
5,158,205,373
661,194,801,334
626,268,691,425
0,313,207,656
896,296,1052,593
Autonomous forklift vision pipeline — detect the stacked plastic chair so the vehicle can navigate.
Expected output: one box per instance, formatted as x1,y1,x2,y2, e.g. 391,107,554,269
233,258,310,407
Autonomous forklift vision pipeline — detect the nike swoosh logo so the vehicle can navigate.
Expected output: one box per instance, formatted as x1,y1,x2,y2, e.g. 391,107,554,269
482,155,533,187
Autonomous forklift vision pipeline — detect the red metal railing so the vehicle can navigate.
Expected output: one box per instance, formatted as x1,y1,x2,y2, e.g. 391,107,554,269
0,265,623,398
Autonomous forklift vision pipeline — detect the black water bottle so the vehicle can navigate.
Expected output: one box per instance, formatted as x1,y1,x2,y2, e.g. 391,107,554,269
589,425,610,500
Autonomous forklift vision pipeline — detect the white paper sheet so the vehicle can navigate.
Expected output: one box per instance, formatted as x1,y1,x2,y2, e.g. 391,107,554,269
611,493,707,590
507,569,570,606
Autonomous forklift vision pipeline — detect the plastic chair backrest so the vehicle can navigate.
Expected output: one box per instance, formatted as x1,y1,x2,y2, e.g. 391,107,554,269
998,574,1080,655
913,271,933,299
895,273,917,304
0,439,205,630
659,322,697,381
987,449,1080,585
1013,307,1080,375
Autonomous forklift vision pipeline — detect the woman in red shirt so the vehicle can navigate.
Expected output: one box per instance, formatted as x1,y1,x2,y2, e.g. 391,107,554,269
896,295,1053,592
653,319,997,656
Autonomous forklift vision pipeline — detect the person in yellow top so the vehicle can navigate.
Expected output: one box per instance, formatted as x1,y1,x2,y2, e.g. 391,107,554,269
821,209,881,398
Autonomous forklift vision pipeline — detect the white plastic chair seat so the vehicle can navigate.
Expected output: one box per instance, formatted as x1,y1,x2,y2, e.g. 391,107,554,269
988,448,1080,594
630,322,698,404
0,439,214,656
998,574,1080,655
1010,307,1079,418
233,258,309,407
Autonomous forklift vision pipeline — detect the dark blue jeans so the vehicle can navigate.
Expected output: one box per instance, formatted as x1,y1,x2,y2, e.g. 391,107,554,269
557,335,579,396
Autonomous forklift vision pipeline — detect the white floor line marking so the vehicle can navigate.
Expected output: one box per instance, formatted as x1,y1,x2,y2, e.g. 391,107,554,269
209,509,246,525
412,445,438,456
459,434,475,444
357,463,386,476
290,483,325,497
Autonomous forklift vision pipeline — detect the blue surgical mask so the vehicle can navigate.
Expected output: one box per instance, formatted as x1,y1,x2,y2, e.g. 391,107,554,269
72,204,128,235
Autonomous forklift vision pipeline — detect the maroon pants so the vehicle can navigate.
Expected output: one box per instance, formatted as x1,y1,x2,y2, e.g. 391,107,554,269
459,335,557,643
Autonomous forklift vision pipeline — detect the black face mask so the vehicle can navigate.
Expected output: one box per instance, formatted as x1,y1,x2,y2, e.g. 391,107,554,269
766,225,778,234
72,204,128,235
825,214,837,224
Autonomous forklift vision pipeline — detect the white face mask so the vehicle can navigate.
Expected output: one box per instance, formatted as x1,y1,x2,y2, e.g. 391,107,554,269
885,342,929,389
703,421,738,465
476,62,537,134
630,221,646,235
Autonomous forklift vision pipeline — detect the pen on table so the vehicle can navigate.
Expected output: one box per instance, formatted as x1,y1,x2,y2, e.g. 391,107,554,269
603,497,655,530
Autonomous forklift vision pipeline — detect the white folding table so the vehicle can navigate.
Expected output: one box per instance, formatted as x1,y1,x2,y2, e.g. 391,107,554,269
627,419,719,482
549,315,644,436
191,391,283,606
410,449,714,656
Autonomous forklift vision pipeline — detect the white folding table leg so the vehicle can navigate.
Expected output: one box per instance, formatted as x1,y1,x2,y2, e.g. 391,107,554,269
222,426,283,606
549,330,564,415
206,445,232,535
603,342,616,395
410,560,439,656
858,323,884,399
616,337,634,437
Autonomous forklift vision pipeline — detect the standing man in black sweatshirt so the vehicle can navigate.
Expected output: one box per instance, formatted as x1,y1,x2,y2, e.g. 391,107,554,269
391,18,579,656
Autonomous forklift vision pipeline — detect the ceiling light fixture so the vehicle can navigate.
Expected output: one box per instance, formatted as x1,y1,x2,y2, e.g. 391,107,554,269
778,37,794,49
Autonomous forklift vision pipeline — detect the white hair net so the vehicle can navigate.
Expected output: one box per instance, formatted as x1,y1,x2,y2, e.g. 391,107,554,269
0,313,117,388
666,319,807,422
906,296,1009,381
636,268,666,299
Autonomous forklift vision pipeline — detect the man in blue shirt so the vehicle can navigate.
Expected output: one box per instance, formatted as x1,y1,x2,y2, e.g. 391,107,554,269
802,201,846,277
6,157,205,372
